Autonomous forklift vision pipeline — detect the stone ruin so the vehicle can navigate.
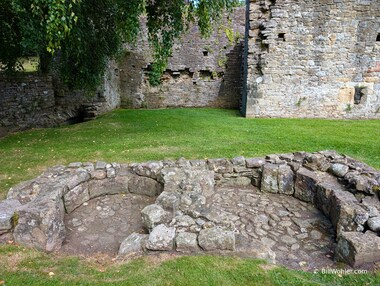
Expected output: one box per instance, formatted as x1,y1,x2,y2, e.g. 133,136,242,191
0,150,379,268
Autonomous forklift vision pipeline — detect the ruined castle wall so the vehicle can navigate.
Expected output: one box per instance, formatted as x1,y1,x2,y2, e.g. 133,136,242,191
0,71,120,136
118,7,246,109
245,0,380,119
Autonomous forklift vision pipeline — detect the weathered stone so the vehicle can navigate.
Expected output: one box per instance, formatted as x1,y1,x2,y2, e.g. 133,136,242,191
106,167,116,178
7,179,44,204
128,175,162,197
175,232,199,252
246,158,265,168
0,199,22,231
141,204,171,230
66,171,90,190
231,156,245,166
367,217,380,232
327,189,369,234
90,170,107,180
261,164,293,195
207,159,233,173
198,227,235,251
118,233,148,257
146,224,176,251
330,163,349,177
261,164,279,193
68,162,82,168
95,161,107,170
156,191,181,211
88,176,129,198
335,232,380,267
294,167,319,203
132,161,164,179
315,179,345,217
362,196,380,217
63,183,89,213
303,153,330,172
218,177,252,187
13,194,66,252
174,215,196,227
278,164,294,195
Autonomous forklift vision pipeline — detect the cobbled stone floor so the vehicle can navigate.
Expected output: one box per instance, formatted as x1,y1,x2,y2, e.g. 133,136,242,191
61,187,336,270
209,187,336,270
61,194,154,255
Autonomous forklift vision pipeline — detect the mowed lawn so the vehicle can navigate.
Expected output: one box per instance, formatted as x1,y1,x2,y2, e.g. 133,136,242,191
0,108,379,199
0,108,379,285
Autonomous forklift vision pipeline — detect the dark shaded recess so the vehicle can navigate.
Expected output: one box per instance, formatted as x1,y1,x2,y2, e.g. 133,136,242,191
377,33,380,42
354,86,365,104
278,33,285,41
203,51,209,56
218,42,244,109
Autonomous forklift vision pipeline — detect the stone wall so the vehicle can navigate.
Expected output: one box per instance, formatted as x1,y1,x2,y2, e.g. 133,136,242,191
243,0,380,119
1,151,379,266
117,7,246,109
0,69,120,137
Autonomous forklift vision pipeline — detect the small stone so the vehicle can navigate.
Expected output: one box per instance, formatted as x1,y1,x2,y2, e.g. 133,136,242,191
281,235,297,246
95,161,107,170
310,230,322,240
68,162,82,168
330,163,349,177
90,170,107,180
367,217,380,231
246,158,265,168
291,243,300,251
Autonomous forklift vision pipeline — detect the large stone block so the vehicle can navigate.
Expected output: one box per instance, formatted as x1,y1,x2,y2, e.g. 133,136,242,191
63,183,90,213
335,232,380,267
294,167,319,203
118,233,148,257
88,176,129,198
261,164,294,195
128,175,163,197
141,204,172,230
329,190,369,235
131,161,164,179
198,227,235,251
156,191,181,211
0,199,22,232
146,224,176,251
176,232,199,252
13,194,66,252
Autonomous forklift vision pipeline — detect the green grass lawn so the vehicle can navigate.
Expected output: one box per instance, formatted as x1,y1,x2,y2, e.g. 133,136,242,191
1,245,379,286
0,108,379,200
0,108,379,285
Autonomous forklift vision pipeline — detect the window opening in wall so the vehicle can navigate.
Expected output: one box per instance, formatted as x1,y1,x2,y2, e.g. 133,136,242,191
278,33,286,41
203,51,209,56
376,33,380,42
354,86,365,104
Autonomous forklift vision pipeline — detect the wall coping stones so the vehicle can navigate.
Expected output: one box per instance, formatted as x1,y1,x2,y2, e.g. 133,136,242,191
0,150,379,267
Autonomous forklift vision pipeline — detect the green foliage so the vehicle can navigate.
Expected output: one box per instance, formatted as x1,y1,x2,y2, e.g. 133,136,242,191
1,0,241,90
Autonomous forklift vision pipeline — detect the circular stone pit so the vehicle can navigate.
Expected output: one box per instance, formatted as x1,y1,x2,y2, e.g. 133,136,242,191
1,150,379,271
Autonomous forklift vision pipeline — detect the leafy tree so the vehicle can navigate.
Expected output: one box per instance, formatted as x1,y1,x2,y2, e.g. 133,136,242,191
0,0,241,89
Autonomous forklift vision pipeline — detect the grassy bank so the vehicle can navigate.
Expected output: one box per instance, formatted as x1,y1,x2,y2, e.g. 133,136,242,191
1,245,379,286
0,108,379,199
